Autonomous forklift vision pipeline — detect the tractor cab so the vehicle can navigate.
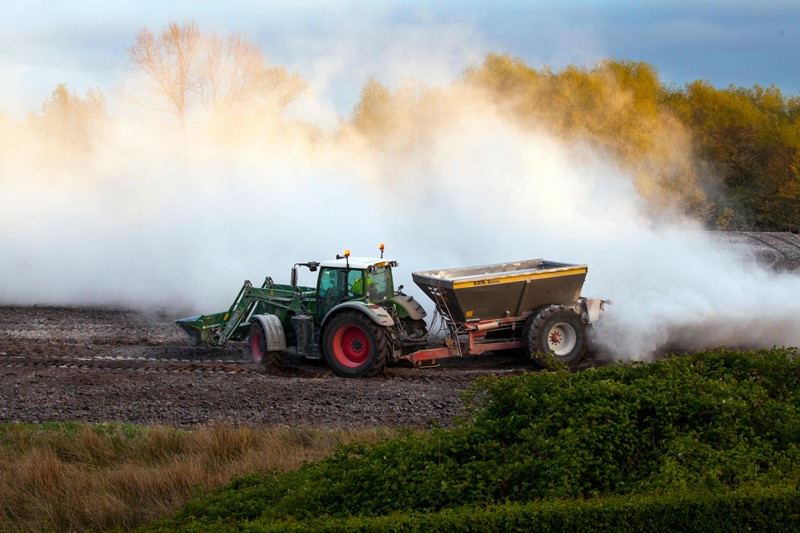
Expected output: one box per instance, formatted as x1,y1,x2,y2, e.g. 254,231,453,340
316,251,396,319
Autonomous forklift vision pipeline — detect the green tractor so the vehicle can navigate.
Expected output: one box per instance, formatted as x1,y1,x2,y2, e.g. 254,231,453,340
176,247,427,377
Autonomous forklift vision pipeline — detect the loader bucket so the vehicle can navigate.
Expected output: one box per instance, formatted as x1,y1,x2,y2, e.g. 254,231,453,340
176,316,203,346
175,311,227,346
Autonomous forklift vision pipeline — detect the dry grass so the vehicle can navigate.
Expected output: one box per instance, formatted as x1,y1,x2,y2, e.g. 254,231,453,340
0,422,393,532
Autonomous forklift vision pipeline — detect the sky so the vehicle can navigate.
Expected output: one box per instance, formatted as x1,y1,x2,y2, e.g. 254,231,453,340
1,0,798,118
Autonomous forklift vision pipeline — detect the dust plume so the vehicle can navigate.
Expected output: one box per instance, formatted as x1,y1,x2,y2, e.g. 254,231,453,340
0,53,798,361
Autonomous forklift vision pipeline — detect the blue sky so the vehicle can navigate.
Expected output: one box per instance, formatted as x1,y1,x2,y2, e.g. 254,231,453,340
1,0,798,116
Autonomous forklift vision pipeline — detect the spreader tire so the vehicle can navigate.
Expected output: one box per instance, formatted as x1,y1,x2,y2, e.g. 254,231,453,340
248,321,282,369
527,305,587,367
323,310,390,377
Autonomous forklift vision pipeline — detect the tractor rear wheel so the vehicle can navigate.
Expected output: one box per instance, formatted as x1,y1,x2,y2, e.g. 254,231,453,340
248,321,282,369
527,305,587,368
323,310,390,377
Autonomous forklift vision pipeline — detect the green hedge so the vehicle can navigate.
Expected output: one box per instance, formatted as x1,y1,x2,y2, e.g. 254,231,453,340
143,348,800,530
145,483,800,532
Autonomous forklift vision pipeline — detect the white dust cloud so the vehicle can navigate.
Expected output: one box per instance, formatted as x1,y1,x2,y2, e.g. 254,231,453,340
1,54,799,361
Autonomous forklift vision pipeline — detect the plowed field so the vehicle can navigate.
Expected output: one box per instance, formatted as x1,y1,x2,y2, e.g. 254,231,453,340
1,232,798,428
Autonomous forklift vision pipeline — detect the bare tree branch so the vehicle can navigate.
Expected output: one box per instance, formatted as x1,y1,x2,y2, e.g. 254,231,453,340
128,21,308,125
128,21,201,126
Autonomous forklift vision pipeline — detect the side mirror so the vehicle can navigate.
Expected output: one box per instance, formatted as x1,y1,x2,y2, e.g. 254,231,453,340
290,267,298,287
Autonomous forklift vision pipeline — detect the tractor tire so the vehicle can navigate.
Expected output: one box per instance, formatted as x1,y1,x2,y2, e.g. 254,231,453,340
248,321,282,369
527,305,587,368
323,310,390,377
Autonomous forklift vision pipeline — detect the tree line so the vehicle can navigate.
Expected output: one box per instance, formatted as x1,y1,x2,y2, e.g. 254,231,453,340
354,54,799,232
13,22,800,232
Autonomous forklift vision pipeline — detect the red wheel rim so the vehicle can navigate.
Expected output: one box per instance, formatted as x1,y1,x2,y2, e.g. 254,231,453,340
250,328,264,363
332,324,370,368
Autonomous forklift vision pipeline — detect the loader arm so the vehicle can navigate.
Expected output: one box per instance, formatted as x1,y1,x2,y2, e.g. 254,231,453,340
216,280,259,344
218,281,309,343
176,278,314,346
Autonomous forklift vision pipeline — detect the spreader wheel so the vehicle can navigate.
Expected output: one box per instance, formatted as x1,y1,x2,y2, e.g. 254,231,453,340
248,321,282,369
527,305,587,367
323,310,390,377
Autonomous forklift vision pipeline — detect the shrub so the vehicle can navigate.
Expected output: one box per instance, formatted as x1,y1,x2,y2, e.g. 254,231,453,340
156,348,800,528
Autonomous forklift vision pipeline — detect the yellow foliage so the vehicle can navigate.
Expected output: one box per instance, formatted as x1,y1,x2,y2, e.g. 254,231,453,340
30,83,107,153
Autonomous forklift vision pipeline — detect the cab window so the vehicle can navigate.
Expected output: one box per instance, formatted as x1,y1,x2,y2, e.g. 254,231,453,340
348,270,365,297
365,266,391,302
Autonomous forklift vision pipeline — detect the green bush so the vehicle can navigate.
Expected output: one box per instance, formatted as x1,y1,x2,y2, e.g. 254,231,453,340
146,348,800,530
145,483,800,532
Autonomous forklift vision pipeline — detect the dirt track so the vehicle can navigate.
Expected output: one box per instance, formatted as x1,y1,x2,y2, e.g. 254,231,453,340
1,232,798,429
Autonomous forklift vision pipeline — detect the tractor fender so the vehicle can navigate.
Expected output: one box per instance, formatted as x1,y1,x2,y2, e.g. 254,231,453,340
391,294,427,320
251,314,287,352
321,302,395,331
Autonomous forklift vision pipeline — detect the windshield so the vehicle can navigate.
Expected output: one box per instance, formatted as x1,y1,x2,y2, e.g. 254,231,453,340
366,266,392,302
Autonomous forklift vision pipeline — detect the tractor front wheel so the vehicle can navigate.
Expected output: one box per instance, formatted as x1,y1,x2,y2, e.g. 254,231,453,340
248,321,282,369
323,311,390,377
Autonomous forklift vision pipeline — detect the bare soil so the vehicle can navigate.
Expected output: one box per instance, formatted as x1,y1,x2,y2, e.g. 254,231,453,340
1,232,798,429
0,306,538,429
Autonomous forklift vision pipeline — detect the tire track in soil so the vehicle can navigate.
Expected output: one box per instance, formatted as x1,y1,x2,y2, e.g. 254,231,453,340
741,233,788,269
727,232,800,271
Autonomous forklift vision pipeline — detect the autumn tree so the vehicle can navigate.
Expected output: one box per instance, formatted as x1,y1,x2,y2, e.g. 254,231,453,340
128,21,307,125
32,83,107,150
667,82,800,231
129,21,199,125
462,54,711,221
351,77,393,137
349,77,439,157
350,53,798,230
463,52,545,114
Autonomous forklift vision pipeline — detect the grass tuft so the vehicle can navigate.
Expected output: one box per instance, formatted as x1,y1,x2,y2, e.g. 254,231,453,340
0,422,391,532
